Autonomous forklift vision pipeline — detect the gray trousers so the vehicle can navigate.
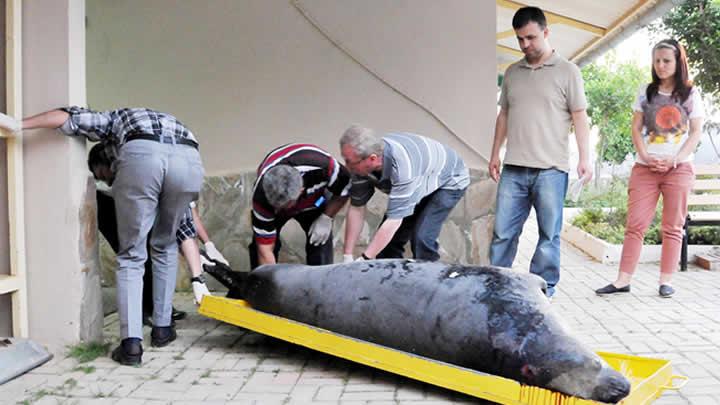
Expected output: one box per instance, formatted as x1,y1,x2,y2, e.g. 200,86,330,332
112,140,204,339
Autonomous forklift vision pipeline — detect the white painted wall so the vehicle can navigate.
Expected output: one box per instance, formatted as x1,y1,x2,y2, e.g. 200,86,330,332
86,0,496,174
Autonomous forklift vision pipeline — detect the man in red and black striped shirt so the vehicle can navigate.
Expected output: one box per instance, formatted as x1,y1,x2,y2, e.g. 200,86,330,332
250,143,351,268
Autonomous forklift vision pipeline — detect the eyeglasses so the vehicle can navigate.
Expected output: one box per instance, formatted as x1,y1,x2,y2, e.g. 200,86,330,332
345,155,372,166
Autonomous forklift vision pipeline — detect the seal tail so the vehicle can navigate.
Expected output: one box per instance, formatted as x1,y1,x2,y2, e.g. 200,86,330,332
202,258,248,299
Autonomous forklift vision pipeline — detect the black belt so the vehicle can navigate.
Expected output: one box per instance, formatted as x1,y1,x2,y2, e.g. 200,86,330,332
125,133,198,149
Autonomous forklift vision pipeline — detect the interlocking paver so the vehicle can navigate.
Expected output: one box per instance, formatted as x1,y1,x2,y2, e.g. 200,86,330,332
316,385,345,401
113,399,149,405
341,390,395,400
3,211,720,404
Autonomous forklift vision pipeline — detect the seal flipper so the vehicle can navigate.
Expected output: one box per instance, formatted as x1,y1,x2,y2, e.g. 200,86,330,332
202,261,248,299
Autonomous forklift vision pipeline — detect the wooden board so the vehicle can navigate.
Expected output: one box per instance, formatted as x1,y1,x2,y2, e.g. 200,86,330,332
695,251,720,271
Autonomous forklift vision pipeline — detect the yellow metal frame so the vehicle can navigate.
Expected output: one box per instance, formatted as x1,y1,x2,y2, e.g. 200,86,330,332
496,0,606,37
497,44,524,58
199,296,685,405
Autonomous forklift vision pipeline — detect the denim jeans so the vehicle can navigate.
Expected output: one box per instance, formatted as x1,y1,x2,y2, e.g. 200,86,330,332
490,165,568,297
377,187,466,261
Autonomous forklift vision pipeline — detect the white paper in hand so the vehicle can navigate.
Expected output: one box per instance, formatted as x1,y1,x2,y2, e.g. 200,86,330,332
568,177,588,203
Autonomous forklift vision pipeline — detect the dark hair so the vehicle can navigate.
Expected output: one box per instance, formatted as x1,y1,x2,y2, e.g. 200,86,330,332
87,142,112,174
646,39,693,103
512,6,547,30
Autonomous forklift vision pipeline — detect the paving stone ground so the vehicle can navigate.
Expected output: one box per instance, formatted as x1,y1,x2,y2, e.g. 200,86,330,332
3,212,720,404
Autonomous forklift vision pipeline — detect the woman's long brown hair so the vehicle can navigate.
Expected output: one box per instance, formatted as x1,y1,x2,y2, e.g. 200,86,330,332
646,39,693,103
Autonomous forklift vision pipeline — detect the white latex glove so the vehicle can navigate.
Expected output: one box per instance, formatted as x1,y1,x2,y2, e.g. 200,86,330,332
309,213,333,246
0,112,21,134
342,254,354,263
192,279,211,305
200,253,213,268
204,241,229,265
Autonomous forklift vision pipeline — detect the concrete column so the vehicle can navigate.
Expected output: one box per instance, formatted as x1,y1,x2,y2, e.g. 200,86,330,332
23,0,102,347
0,0,13,337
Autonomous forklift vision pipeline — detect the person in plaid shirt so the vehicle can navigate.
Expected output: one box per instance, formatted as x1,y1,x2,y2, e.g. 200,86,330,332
95,193,221,320
250,143,351,269
1,107,204,366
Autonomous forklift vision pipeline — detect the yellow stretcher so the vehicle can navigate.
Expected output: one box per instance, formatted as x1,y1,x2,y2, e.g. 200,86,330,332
199,296,687,405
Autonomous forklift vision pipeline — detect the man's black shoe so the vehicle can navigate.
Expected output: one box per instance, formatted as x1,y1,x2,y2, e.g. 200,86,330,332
142,312,153,327
172,307,187,321
111,338,143,366
151,325,177,347
595,283,630,295
659,284,675,298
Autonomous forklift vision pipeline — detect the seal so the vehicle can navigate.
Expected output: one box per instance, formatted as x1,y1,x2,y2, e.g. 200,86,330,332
204,259,630,402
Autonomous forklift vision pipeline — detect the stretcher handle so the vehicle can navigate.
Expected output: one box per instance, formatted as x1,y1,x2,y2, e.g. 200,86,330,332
660,375,688,390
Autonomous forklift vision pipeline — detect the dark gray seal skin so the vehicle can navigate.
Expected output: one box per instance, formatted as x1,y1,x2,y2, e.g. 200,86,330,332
209,259,630,403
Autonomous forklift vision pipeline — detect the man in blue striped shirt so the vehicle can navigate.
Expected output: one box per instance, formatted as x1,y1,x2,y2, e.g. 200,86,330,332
340,125,469,262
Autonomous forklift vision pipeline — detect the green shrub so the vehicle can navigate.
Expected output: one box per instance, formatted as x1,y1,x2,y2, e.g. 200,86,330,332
569,179,720,245
565,178,629,209
688,226,720,245
569,178,663,244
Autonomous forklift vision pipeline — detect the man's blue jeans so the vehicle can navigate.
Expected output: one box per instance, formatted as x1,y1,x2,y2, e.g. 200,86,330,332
490,165,568,297
377,187,466,261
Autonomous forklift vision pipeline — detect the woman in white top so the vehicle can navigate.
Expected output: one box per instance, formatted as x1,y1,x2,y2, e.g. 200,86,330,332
596,39,705,298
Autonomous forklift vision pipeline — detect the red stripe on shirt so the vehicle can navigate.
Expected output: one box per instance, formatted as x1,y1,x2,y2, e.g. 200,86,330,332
258,143,317,175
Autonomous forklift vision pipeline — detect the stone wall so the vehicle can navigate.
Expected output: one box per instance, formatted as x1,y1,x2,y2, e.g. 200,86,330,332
99,169,497,292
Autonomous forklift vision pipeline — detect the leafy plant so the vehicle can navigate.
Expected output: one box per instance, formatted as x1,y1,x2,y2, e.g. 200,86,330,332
688,226,720,245
67,341,110,363
570,178,720,245
582,53,648,165
570,179,662,244
565,178,630,208
73,365,96,374
651,0,720,98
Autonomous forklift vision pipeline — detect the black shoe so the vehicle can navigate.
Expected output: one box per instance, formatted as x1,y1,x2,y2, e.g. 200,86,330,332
151,326,177,347
595,283,631,295
142,312,153,327
172,307,187,321
111,338,143,366
659,284,675,298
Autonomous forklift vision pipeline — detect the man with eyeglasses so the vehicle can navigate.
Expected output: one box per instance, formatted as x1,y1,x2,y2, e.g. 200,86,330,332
339,125,469,262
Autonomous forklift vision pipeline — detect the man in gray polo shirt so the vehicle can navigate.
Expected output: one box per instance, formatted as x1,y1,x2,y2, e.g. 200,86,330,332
488,6,592,298
340,125,469,262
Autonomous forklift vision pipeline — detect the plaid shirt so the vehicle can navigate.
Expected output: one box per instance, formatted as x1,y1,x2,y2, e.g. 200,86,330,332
176,205,197,245
99,184,197,245
60,106,198,162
